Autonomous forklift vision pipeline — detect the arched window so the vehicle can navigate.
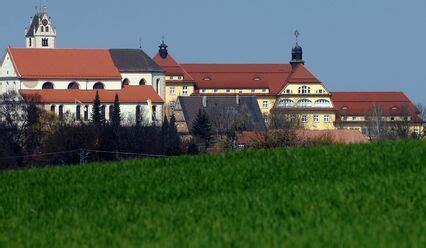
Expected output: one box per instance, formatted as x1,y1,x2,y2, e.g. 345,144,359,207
315,99,331,108
136,105,141,125
156,79,160,93
297,99,312,108
41,26,44,32
122,78,130,88
46,26,49,32
152,105,157,122
50,105,56,113
93,82,104,90
76,105,81,121
101,106,106,120
279,99,294,108
58,105,64,119
298,86,311,94
42,82,54,89
139,79,146,86
84,105,89,121
109,105,114,120
68,82,79,89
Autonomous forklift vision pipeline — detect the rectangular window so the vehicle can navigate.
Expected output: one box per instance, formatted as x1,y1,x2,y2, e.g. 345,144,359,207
302,115,308,123
170,76,174,80
214,89,219,93
238,89,243,94
313,115,319,123
290,114,296,123
352,116,357,121
390,116,395,122
182,86,188,95
251,89,256,93
178,76,183,80
226,89,231,93
414,127,420,136
84,105,89,121
201,89,206,93
324,115,330,123
262,89,267,93
286,89,291,94
342,116,348,121
262,100,269,109
169,87,175,95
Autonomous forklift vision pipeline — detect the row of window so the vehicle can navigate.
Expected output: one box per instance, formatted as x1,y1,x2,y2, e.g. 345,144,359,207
278,99,331,108
201,88,268,94
169,86,188,95
284,88,325,94
40,26,50,32
42,82,105,90
0,81,17,93
50,105,158,122
263,114,331,124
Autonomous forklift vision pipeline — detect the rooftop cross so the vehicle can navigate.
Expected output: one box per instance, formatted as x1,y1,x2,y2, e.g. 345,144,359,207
294,30,300,45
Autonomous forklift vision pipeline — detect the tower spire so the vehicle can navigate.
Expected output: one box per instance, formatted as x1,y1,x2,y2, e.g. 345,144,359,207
290,30,304,67
158,37,168,59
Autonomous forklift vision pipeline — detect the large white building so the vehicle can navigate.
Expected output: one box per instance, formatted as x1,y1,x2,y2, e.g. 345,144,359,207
0,6,166,125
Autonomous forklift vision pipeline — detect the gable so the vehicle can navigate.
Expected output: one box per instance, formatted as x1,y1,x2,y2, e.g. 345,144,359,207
0,51,18,78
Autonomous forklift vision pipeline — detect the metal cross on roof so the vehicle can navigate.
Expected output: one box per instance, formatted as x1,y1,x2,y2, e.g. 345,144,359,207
294,30,300,44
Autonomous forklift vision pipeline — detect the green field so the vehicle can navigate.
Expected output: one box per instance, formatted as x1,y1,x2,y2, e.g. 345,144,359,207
0,141,425,247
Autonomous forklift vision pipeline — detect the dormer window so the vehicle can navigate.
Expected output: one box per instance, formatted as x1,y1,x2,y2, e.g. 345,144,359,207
391,106,398,110
253,76,261,81
203,76,211,81
342,106,348,110
298,86,311,94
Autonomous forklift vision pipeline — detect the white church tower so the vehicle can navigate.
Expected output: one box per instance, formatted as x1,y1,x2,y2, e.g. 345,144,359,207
25,5,56,48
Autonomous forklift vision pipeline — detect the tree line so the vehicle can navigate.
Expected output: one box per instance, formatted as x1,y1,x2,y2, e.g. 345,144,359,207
0,91,184,169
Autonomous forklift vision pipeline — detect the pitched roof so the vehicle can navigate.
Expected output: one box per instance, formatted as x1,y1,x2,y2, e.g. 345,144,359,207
177,96,265,131
180,64,292,94
19,86,164,104
26,15,40,37
109,49,164,73
153,53,195,82
331,92,420,117
8,48,122,80
287,64,321,83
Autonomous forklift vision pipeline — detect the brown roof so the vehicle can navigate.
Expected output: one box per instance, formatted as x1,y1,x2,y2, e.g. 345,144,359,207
331,92,421,118
8,48,122,80
20,86,164,104
153,53,195,83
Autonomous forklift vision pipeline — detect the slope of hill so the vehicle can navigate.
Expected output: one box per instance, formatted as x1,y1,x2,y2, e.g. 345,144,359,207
0,141,425,247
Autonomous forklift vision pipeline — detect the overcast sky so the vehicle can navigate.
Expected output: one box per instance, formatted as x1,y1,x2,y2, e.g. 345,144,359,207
1,0,426,104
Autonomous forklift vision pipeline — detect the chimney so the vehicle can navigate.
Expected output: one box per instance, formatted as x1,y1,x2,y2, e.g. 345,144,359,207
202,96,207,108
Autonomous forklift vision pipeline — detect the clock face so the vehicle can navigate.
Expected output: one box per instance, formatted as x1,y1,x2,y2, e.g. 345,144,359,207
42,19,48,26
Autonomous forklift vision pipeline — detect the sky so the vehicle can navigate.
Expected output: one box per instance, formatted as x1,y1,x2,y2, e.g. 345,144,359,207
1,0,426,104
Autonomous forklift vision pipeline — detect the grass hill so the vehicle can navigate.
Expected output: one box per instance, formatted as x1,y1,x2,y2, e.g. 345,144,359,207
0,141,425,247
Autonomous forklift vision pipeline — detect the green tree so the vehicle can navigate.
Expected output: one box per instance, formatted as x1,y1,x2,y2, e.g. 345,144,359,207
161,116,170,154
111,94,121,128
91,91,103,126
167,114,181,155
191,109,212,149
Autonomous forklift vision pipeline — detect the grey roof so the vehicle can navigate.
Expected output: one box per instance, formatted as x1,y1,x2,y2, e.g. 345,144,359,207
26,15,40,37
177,96,266,132
109,49,164,73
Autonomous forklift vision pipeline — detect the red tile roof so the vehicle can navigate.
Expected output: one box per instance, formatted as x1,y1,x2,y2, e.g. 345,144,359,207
287,64,321,83
180,64,293,94
20,86,164,104
331,92,420,118
8,48,122,80
153,53,195,83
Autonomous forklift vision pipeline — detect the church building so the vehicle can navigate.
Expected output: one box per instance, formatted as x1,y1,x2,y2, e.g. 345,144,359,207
0,6,166,125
